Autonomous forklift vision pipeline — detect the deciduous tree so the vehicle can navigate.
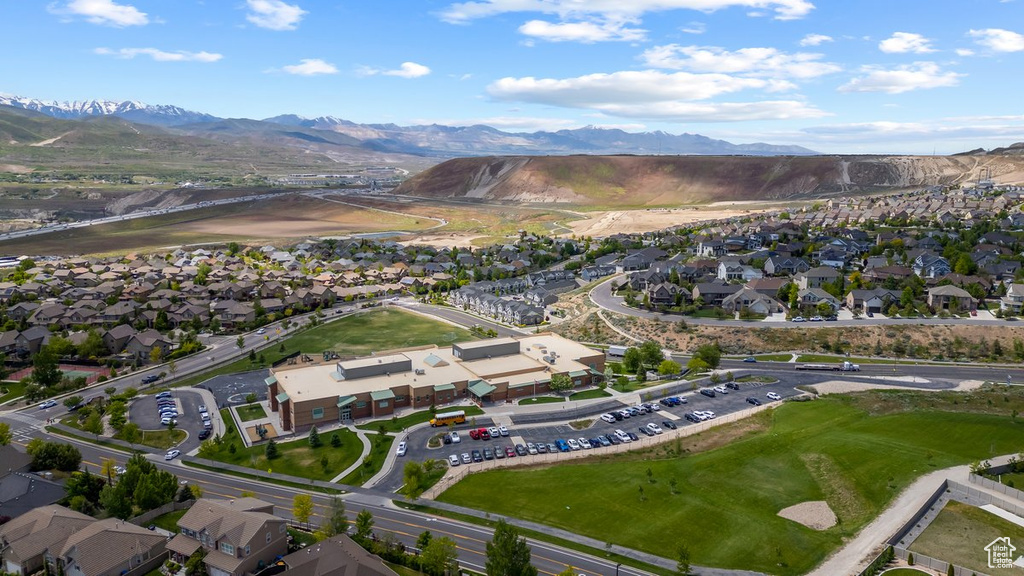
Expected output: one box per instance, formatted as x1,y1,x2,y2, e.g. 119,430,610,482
485,519,537,576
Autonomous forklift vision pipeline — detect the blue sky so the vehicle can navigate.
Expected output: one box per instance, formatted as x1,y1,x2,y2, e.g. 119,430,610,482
2,0,1023,153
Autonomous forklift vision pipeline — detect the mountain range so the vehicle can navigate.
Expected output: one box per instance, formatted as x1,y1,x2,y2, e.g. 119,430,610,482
0,93,818,157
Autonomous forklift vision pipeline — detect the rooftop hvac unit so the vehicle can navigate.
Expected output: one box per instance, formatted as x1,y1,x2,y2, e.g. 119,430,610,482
415,369,425,375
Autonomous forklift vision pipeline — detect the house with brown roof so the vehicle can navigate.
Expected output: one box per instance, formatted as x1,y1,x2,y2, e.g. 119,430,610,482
166,498,287,576
56,518,167,576
274,535,398,576
0,505,95,576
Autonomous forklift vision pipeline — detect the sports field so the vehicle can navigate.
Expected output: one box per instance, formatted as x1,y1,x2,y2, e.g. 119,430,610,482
437,392,1024,575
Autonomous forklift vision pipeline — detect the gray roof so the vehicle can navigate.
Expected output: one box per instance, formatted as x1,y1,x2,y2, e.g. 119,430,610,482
280,535,398,576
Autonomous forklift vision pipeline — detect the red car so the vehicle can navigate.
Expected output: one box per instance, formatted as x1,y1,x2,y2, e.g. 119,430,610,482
479,428,491,440
505,446,516,458
469,429,481,440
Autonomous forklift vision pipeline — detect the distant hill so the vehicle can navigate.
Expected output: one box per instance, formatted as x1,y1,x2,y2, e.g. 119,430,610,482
394,155,1024,206
0,95,218,126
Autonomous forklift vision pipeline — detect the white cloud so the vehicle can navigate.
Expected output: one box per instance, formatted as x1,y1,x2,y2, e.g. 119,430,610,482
94,47,223,62
799,33,832,46
518,19,646,42
838,62,961,94
641,45,840,79
280,59,337,75
486,70,826,122
49,0,148,27
359,62,432,78
419,116,581,130
681,21,706,34
878,32,936,54
955,48,975,56
968,28,1024,52
439,0,815,24
245,0,306,31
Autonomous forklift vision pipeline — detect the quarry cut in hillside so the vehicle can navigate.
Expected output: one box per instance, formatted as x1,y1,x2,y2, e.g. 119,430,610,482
395,155,1024,206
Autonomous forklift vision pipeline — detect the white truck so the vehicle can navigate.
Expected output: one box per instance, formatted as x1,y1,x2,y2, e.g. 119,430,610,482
795,361,861,372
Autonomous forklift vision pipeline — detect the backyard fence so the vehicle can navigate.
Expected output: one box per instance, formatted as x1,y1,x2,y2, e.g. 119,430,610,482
969,467,1024,502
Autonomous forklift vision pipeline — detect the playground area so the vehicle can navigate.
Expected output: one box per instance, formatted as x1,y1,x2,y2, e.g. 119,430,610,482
244,422,279,443
6,364,107,385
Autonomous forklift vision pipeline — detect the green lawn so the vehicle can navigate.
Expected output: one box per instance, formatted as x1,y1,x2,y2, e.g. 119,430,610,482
736,375,779,383
288,528,318,548
518,396,564,405
199,409,362,482
119,428,188,450
880,570,932,575
752,354,793,362
355,406,484,433
438,392,1024,575
990,471,1024,489
236,404,267,422
171,309,478,390
339,434,395,486
148,509,187,532
0,381,27,404
569,388,612,401
910,500,1024,575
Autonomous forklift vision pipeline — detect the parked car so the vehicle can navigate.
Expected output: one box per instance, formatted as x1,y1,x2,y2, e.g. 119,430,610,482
480,429,491,440
639,426,654,437
766,392,782,401
685,413,700,423
726,382,740,390
516,444,528,456
556,439,571,452
647,423,664,434
578,438,592,449
601,413,617,423
469,429,481,440
746,397,762,406
506,446,517,458
396,442,407,456
164,449,181,460
567,438,580,450
198,404,206,412
488,426,500,438
536,443,548,454
155,392,172,399
791,316,805,322
606,433,621,445
160,417,177,426
471,450,483,462
626,432,639,442
483,448,495,460
700,388,716,398
448,454,460,466
595,435,612,447
526,442,538,455
494,447,505,459
198,429,212,440
662,420,677,430
461,452,472,464
450,431,461,443
497,425,510,437
443,434,452,445
810,316,823,322
713,385,728,394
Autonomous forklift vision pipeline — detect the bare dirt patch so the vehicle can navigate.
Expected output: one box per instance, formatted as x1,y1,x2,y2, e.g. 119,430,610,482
778,500,838,531
0,164,32,173
565,207,768,237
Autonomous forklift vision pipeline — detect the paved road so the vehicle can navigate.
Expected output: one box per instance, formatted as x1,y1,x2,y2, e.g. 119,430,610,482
589,274,1010,328
714,358,1024,383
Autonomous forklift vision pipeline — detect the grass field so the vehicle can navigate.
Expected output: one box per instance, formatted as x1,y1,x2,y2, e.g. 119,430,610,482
201,409,362,482
236,404,267,422
173,309,477,390
355,406,484,433
910,500,1024,574
339,434,395,486
127,428,188,450
736,375,779,383
0,381,26,404
438,391,1024,575
148,509,187,532
569,389,612,401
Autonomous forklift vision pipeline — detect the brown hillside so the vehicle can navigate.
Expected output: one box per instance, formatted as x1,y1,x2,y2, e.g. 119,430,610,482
395,155,1024,206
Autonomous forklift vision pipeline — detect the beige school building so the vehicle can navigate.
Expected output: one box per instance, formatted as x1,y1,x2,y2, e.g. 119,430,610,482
267,333,605,432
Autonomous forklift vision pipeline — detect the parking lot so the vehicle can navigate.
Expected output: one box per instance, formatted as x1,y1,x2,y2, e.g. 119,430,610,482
373,379,799,491
128,389,212,454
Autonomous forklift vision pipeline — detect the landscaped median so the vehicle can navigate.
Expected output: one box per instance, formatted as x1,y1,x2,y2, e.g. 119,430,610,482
433,388,1024,576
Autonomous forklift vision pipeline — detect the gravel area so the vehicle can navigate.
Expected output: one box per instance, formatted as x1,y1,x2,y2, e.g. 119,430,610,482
778,500,838,531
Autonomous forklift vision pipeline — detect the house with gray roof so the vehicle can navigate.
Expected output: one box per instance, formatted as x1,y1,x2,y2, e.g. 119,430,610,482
166,498,287,576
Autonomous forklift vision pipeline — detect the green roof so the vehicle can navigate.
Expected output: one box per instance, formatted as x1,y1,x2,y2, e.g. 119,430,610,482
275,392,290,403
433,383,456,392
468,380,497,398
568,370,589,378
337,395,356,408
264,376,278,386
370,389,396,401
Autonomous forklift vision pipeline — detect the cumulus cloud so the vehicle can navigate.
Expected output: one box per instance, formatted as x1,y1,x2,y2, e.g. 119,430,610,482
359,62,432,78
968,28,1024,52
439,0,815,25
838,62,961,94
94,47,223,62
518,19,646,42
878,32,936,54
485,70,827,122
280,59,337,75
49,0,149,27
799,33,832,46
641,44,840,79
245,0,306,31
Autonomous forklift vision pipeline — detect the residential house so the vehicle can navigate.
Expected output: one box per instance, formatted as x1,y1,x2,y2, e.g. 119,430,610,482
55,518,167,576
0,446,65,520
0,505,96,576
1001,283,1024,314
797,288,840,311
691,282,742,307
697,240,726,258
124,330,173,363
720,288,783,315
927,285,977,311
646,283,688,307
166,498,288,576
845,288,901,314
273,535,397,576
913,254,952,279
580,265,616,282
795,267,841,290
763,257,809,277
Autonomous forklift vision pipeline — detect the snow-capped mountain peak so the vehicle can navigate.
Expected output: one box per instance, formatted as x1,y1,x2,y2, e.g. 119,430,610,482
0,94,218,126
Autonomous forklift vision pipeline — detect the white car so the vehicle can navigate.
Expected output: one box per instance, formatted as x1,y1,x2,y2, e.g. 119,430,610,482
449,431,461,444
488,426,500,438
38,400,58,409
396,441,408,456
448,454,460,467
164,449,181,460
256,327,266,334
113,465,126,476
566,438,580,450
600,413,617,424
704,410,717,419
498,425,510,437
714,385,729,394
198,404,207,412
578,437,592,449
766,392,782,401
461,452,472,464
526,442,538,455
646,423,663,435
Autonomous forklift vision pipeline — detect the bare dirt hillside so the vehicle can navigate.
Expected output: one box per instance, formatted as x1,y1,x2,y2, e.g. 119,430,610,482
395,155,1024,206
